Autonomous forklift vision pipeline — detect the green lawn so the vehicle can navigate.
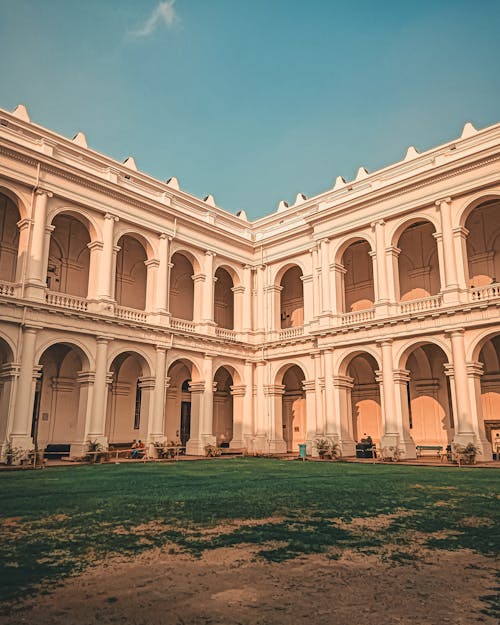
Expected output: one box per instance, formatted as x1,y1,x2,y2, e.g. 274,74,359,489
1,459,499,604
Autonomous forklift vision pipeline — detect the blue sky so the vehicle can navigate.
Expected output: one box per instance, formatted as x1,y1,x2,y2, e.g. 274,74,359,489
1,0,499,219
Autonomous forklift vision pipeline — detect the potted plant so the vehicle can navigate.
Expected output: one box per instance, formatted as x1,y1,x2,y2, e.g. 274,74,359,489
314,438,330,459
205,444,222,457
463,442,480,464
86,439,106,464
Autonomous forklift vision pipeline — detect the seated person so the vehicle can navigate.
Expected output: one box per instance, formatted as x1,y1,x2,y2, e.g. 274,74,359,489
131,439,145,459
360,433,373,446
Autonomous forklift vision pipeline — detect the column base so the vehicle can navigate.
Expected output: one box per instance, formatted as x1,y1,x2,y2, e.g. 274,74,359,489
380,434,416,460
248,434,268,454
146,311,171,326
339,438,356,458
87,299,115,316
267,438,287,454
24,283,47,302
441,287,461,305
186,434,216,456
230,438,246,450
196,321,217,335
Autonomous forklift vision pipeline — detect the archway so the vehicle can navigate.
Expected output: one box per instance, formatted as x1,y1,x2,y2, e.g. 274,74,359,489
341,240,375,312
0,191,21,283
404,343,454,447
35,343,90,451
347,353,382,445
47,213,91,296
396,220,440,300
213,366,233,446
115,235,147,310
477,334,500,451
280,266,304,328
0,338,15,449
166,360,195,446
281,365,306,452
106,352,150,443
214,267,234,329
169,253,194,320
464,200,500,287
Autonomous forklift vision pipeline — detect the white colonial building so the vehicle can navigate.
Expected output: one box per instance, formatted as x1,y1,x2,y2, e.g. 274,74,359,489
0,104,499,460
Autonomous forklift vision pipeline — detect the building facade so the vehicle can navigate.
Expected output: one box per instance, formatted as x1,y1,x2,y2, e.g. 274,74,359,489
0,104,499,460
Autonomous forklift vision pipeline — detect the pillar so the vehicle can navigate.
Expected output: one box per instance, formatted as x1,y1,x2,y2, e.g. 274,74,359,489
303,380,317,455
87,336,111,445
230,384,246,448
242,265,253,333
264,384,287,453
393,368,416,458
253,360,267,450
436,198,459,302
448,329,475,445
10,326,39,448
312,351,324,434
88,213,118,314
466,361,492,458
256,265,265,334
25,189,52,301
453,226,470,291
385,245,400,305
71,371,96,457
243,360,254,448
148,233,171,324
319,239,332,322
301,273,314,327
148,346,168,441
310,245,321,320
145,259,159,314
0,363,20,457
232,285,245,332
371,220,389,308
332,375,356,456
201,354,216,446
185,381,205,455
202,251,216,330
323,349,336,436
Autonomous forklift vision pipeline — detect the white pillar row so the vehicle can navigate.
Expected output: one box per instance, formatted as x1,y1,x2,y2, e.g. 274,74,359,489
385,245,401,304
263,384,287,453
230,384,246,448
465,361,492,458
436,198,459,302
332,375,356,456
148,345,168,442
303,380,317,454
25,189,52,301
372,220,390,306
256,265,266,334
448,329,475,444
202,251,216,328
453,226,470,290
320,238,332,317
201,354,216,447
185,381,205,455
87,336,111,445
10,325,39,448
242,265,253,333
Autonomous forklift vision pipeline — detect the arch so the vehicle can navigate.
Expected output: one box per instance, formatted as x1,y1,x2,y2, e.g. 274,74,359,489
476,334,500,450
0,184,29,220
107,347,152,377
35,337,92,371
273,259,307,286
213,366,234,446
337,237,375,312
211,361,243,386
214,266,234,329
395,336,452,371
34,342,90,451
48,206,100,242
281,364,306,452
464,200,500,287
0,190,22,283
166,354,202,382
470,329,500,363
332,234,375,266
106,350,151,443
455,190,500,230
347,352,382,445
402,341,454,447
170,252,195,321
213,261,242,287
47,212,91,297
388,213,440,246
114,227,156,260
169,246,202,274
115,234,148,310
0,334,14,363
274,360,310,385
337,347,382,378
395,219,440,301
165,357,201,447
279,265,304,328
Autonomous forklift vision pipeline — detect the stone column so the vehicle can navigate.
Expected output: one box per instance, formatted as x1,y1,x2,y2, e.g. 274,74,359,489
87,336,111,445
192,273,205,324
303,380,317,455
371,220,390,314
333,263,347,316
448,329,475,445
232,285,245,332
25,189,52,301
242,265,253,334
71,371,96,457
230,384,247,448
10,326,39,448
323,349,336,436
385,245,401,305
148,346,168,442
264,384,287,453
15,218,31,292
201,354,216,446
0,363,19,449
266,284,281,338
148,234,171,324
312,352,324,434
319,239,332,323
185,381,205,455
253,361,267,450
392,368,416,458
301,273,314,327
256,265,266,335
145,259,159,314
88,213,118,314
243,360,254,448
436,198,459,302
202,251,216,332
332,375,356,456
453,226,470,291
310,245,320,321
465,361,492,458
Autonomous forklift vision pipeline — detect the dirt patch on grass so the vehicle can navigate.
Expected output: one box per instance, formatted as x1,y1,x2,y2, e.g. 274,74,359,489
0,545,497,625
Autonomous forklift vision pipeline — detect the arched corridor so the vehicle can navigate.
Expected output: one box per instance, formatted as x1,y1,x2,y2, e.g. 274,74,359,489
214,267,234,329
0,191,21,283
169,253,194,320
280,266,304,328
340,240,375,312
47,213,91,296
0,338,15,447
465,201,500,287
403,343,454,447
106,352,151,443
115,235,147,310
281,365,306,452
213,366,234,446
165,360,195,445
397,220,440,301
347,353,382,445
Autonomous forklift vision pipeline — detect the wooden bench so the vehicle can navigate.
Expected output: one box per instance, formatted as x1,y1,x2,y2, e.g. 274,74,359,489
415,445,443,458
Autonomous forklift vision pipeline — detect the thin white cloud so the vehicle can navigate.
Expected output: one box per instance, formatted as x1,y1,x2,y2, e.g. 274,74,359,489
131,1,178,38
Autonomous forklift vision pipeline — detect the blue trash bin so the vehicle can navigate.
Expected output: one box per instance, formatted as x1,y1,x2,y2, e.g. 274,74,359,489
298,443,307,460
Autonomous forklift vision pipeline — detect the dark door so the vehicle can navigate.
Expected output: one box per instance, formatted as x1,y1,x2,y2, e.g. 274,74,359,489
180,401,191,447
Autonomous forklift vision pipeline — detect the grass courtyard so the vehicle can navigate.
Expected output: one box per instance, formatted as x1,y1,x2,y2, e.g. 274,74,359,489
1,458,499,620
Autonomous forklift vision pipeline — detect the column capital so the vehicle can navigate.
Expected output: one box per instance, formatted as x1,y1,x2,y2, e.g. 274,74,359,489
332,375,354,389
264,384,285,396
192,273,205,283
87,240,104,252
77,371,96,386
144,258,160,268
452,226,469,240
159,232,172,241
230,384,246,396
370,218,386,229
376,338,393,347
393,368,411,384
385,245,401,257
155,344,169,353
445,327,466,338
466,361,484,378
435,196,452,207
35,187,53,198
104,213,119,222
188,381,205,394
205,250,216,258
232,285,245,294
96,335,113,345
16,217,32,231
303,380,316,393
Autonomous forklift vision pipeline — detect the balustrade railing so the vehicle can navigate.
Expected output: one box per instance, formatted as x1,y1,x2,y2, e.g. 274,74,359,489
170,317,196,332
115,305,147,323
215,327,238,341
0,282,15,297
46,291,88,311
470,282,500,302
278,326,304,339
399,294,442,315
341,308,375,325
